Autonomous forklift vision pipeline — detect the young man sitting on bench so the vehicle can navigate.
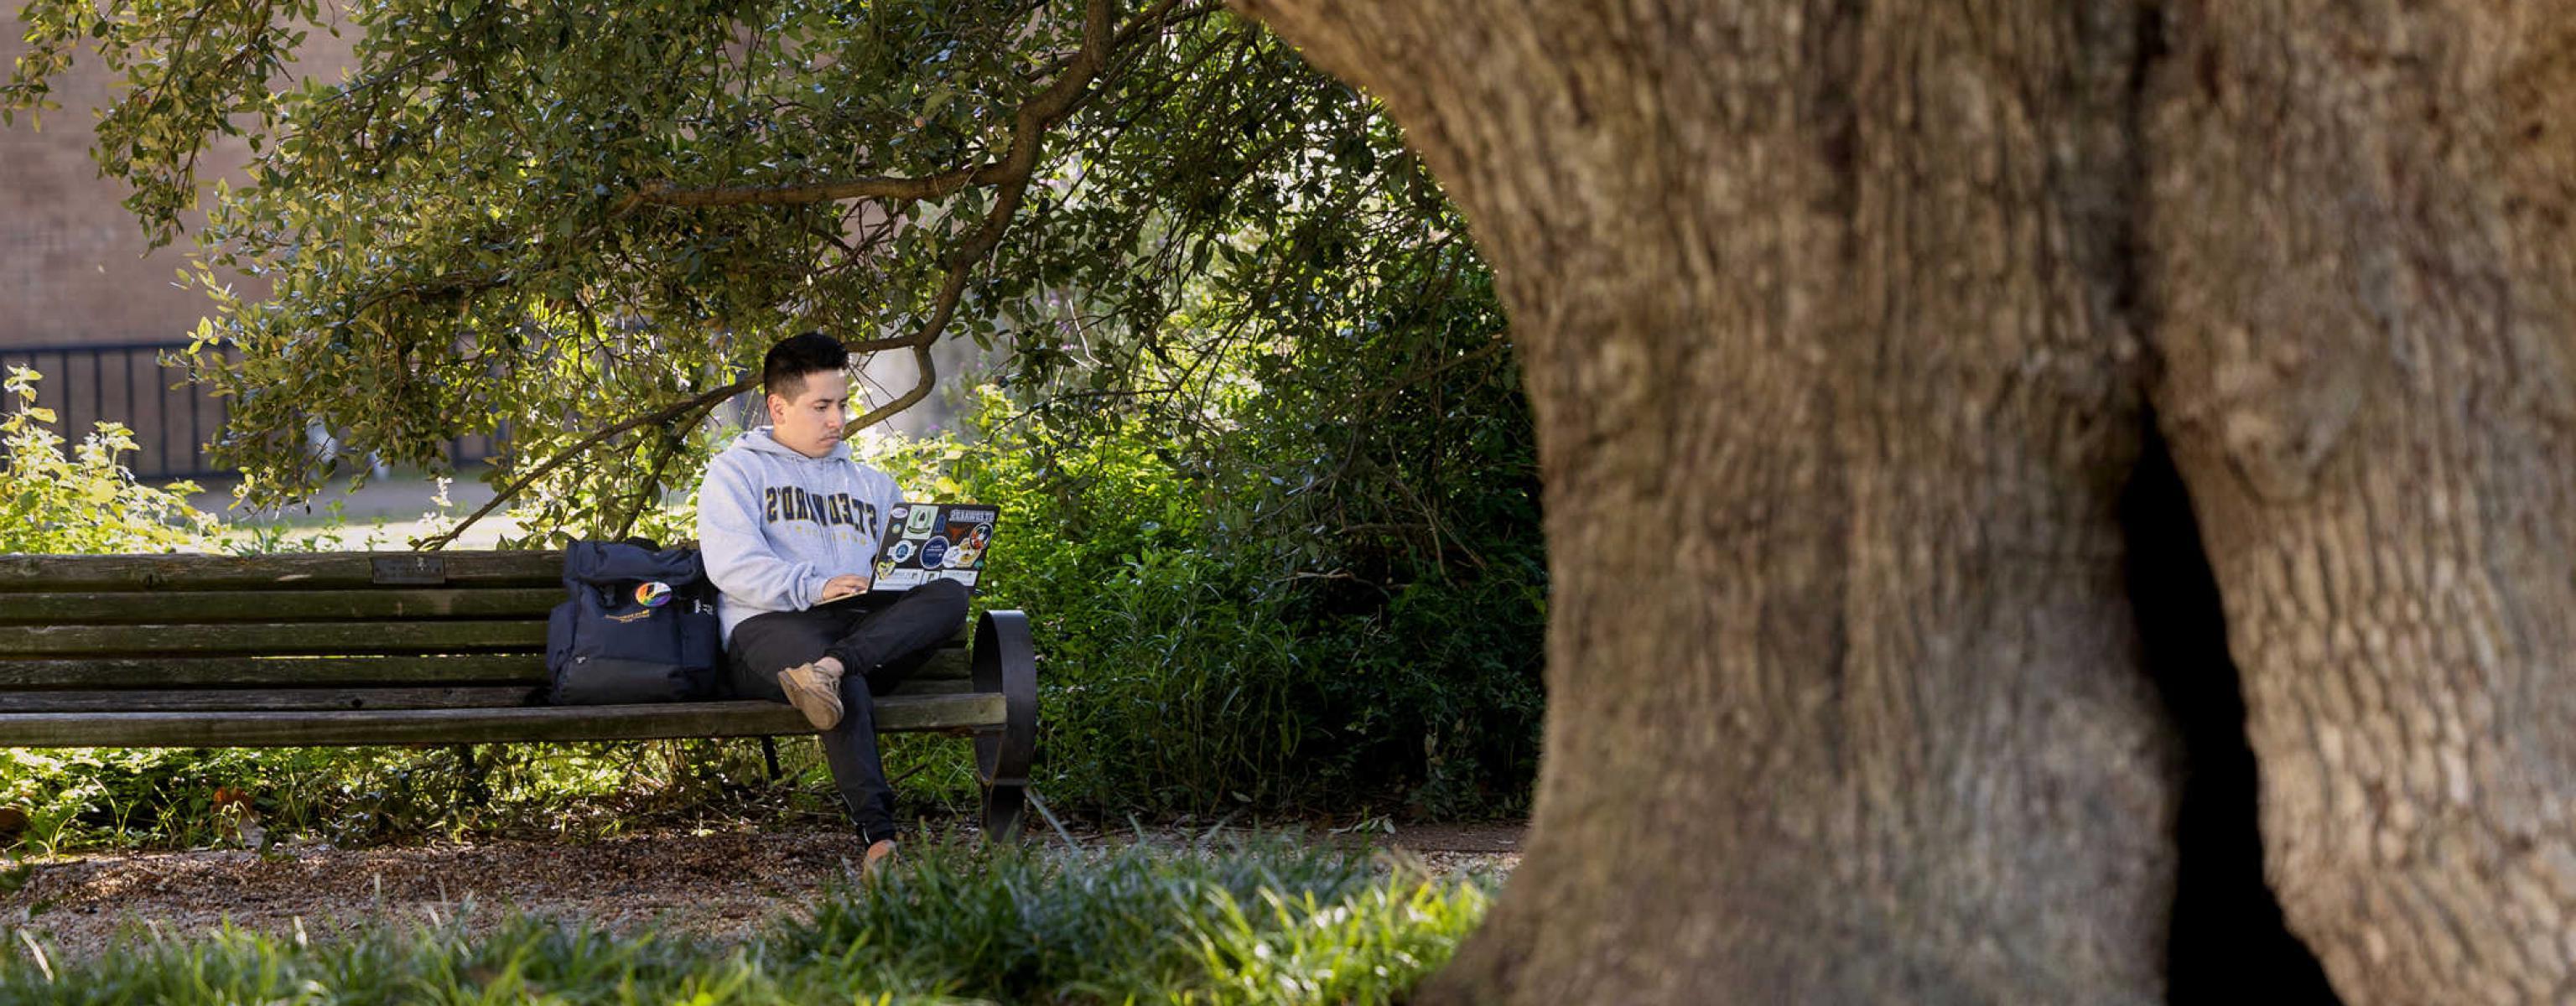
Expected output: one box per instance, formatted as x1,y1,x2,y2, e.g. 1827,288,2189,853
697,331,971,874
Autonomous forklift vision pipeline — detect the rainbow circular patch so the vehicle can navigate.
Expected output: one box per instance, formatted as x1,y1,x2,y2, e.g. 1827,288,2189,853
636,582,673,608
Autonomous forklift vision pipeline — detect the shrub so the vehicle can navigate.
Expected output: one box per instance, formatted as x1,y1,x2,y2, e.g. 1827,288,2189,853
872,356,1545,822
0,366,216,552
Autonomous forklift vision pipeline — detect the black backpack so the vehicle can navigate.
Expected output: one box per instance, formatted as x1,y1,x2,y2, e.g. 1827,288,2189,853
545,540,724,705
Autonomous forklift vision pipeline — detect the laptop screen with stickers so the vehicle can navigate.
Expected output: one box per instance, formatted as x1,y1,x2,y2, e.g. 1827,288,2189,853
874,502,997,593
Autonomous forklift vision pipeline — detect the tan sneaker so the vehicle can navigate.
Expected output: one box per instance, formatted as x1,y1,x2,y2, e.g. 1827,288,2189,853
862,838,899,881
778,661,844,730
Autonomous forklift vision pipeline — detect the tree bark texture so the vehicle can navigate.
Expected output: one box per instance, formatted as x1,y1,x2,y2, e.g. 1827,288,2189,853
1240,0,2576,1003
1239,1,2179,1002
2147,3,2576,1003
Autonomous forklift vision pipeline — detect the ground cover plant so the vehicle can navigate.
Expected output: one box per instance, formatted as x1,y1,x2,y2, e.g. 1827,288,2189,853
0,837,1494,1004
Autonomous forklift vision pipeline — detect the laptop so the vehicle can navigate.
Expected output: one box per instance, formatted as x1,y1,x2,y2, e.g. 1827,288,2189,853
873,502,997,593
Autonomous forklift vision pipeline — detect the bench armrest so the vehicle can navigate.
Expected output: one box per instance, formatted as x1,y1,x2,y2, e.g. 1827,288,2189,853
970,609,1037,789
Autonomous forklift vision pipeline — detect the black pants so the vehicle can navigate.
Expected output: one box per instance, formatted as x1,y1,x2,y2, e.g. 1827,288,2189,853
725,578,971,843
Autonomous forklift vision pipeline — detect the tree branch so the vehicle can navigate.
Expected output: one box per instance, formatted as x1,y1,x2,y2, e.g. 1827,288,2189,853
1030,0,1209,81
621,165,989,211
413,376,756,551
605,394,714,542
850,340,941,432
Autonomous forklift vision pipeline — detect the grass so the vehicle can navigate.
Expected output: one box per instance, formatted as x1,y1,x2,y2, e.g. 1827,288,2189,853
0,834,1495,1004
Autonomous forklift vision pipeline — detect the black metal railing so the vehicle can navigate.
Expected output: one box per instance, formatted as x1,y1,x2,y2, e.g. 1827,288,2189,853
0,340,501,480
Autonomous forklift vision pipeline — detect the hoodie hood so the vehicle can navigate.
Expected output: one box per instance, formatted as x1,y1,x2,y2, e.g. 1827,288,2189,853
733,426,852,463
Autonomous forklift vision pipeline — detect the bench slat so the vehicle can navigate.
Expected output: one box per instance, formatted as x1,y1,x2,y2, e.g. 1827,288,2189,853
893,677,974,695
0,621,549,657
0,694,1005,746
0,589,566,625
0,552,563,593
0,677,977,712
0,687,542,713
0,646,972,688
0,656,543,687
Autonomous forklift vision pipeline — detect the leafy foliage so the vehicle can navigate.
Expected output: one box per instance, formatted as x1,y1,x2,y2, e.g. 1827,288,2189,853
0,837,1493,1004
0,366,217,553
875,293,1543,821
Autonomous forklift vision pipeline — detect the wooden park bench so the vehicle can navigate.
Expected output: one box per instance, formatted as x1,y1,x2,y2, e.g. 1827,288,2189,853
0,550,1036,838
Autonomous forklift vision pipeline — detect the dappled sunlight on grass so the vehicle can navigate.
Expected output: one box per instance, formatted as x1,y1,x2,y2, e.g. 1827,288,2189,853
1,834,1495,1004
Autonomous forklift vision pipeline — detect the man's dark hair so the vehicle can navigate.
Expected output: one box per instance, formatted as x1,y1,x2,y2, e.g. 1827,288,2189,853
762,330,847,399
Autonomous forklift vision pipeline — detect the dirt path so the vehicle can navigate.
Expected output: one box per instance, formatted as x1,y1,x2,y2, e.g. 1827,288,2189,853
3,822,1521,961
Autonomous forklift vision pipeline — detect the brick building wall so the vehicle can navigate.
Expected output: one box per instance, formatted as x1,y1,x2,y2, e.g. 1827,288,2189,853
0,15,365,350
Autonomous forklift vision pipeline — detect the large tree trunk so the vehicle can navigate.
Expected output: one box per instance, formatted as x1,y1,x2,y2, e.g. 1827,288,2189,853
2147,3,2576,1003
1239,0,2576,1003
1240,1,2180,1002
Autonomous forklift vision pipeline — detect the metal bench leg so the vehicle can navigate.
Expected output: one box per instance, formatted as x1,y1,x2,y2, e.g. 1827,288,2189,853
980,778,1027,843
970,609,1037,843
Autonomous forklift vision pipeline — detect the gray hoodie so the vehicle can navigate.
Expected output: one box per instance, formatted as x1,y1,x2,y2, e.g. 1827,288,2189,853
696,427,900,644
